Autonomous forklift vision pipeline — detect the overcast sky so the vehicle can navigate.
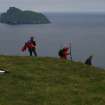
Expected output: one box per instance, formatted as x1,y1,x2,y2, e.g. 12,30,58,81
0,0,105,13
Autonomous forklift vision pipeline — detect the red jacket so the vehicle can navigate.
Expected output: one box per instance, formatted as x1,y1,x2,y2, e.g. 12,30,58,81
60,47,70,59
21,41,35,52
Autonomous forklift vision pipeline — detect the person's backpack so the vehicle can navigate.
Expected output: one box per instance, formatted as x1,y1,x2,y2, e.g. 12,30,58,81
58,49,64,57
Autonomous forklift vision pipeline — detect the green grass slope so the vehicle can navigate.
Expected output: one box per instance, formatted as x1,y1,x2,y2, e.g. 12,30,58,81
0,56,105,105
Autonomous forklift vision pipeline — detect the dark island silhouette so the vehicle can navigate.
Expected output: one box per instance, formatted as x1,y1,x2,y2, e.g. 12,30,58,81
0,7,50,25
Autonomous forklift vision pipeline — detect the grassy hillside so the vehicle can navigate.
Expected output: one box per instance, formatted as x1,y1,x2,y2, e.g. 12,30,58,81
0,56,105,105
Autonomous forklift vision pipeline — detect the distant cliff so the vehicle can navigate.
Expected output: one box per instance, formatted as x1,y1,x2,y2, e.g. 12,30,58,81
0,7,50,25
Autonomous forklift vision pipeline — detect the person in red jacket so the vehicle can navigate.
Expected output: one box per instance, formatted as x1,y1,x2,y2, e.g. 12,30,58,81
58,47,70,60
22,36,37,56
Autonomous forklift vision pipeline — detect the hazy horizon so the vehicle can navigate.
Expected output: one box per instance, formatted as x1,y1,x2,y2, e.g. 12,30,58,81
0,0,105,13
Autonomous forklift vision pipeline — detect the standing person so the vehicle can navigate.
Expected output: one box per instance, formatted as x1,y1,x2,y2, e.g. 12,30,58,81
21,36,37,56
30,36,37,56
85,55,93,65
58,47,70,60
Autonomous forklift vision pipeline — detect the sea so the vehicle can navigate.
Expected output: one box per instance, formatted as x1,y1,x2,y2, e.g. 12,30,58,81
0,12,105,68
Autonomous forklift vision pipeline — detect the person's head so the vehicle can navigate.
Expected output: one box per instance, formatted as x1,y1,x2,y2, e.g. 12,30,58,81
30,36,34,41
89,55,93,60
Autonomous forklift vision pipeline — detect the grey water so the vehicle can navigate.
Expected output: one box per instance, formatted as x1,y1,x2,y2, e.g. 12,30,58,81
0,13,105,68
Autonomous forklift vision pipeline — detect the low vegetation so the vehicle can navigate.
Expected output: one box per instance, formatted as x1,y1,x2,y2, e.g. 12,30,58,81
0,56,105,105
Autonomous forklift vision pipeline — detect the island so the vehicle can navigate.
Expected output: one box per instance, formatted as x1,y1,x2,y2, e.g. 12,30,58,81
0,7,50,25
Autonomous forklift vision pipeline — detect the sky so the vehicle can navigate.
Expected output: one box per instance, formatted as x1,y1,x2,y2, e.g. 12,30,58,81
0,0,105,13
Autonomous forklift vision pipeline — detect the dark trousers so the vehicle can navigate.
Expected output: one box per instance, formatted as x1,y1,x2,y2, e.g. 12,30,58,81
28,48,37,56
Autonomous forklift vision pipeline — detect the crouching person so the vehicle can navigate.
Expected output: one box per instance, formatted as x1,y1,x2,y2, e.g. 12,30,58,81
85,55,93,65
58,47,70,60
